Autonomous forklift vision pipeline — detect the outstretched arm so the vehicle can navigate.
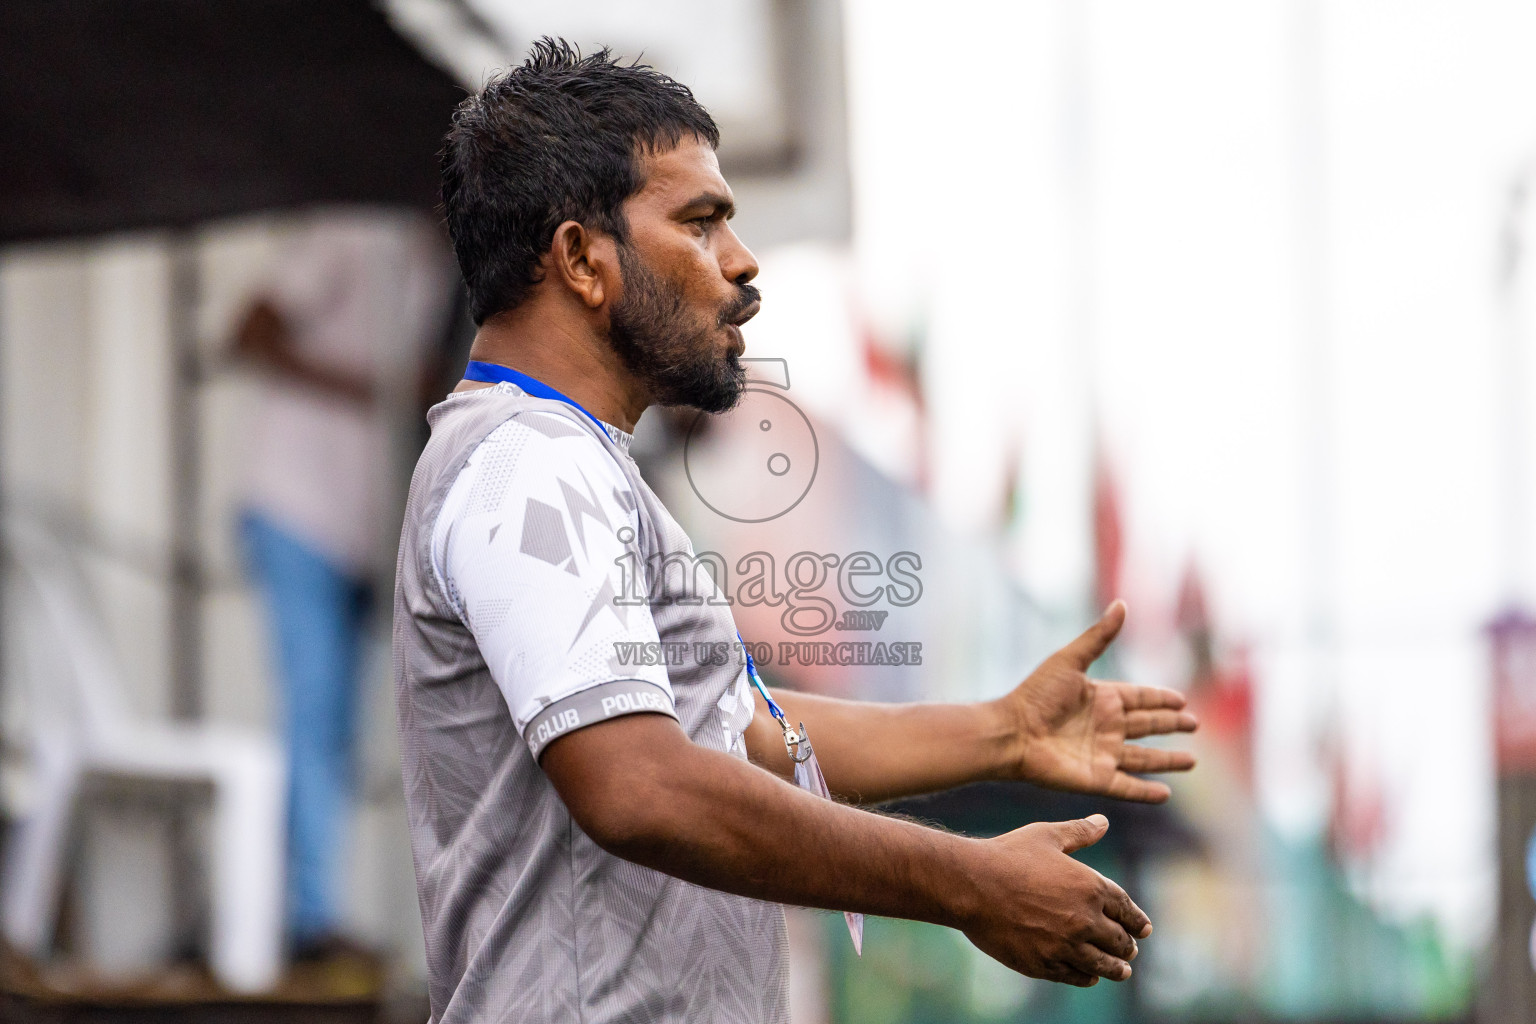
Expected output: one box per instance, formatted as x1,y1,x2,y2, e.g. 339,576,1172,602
744,601,1198,805
543,712,1151,987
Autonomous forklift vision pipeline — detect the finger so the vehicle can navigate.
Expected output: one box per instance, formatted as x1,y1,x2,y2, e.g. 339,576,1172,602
1124,708,1200,739
1082,914,1138,961
1053,813,1109,853
1102,882,1153,939
1073,944,1133,982
1104,773,1173,803
1119,745,1198,773
1111,683,1189,711
1062,600,1127,669
1048,963,1100,987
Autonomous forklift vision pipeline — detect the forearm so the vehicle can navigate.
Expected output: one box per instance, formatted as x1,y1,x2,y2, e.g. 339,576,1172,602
231,300,374,405
747,689,1019,804
547,715,983,928
545,712,1154,987
267,349,375,405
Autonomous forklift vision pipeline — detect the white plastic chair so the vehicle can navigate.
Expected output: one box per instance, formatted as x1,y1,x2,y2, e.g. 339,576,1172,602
0,521,285,993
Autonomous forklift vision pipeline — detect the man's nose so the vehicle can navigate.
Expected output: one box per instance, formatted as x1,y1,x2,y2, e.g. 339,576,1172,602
721,224,759,286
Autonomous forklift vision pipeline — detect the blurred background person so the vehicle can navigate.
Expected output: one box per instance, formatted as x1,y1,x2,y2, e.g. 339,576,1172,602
229,209,451,963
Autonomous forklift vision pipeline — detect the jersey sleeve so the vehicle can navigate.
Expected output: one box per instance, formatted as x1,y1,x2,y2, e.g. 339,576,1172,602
433,410,675,759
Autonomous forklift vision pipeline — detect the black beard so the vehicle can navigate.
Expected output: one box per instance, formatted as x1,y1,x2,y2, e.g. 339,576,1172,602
607,243,754,414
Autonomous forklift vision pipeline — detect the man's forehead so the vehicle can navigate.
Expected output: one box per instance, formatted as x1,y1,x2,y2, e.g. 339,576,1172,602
634,137,733,207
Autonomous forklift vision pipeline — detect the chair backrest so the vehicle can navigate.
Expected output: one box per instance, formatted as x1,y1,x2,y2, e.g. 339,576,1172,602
4,519,135,745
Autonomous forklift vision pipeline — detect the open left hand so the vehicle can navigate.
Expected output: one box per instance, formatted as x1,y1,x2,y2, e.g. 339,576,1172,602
999,601,1197,803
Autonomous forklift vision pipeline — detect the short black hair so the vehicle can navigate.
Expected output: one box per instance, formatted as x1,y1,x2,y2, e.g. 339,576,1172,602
441,37,720,325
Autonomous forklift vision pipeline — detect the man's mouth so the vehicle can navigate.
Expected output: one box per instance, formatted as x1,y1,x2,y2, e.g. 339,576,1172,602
725,299,761,328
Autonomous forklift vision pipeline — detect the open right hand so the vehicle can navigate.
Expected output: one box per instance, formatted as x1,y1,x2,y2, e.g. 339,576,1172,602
960,814,1150,987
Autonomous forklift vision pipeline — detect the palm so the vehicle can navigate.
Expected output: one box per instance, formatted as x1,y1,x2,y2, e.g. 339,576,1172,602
1017,663,1123,793
1005,602,1197,803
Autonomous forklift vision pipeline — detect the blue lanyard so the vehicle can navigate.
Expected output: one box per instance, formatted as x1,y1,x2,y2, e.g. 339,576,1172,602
738,632,786,721
463,360,609,434
739,632,810,762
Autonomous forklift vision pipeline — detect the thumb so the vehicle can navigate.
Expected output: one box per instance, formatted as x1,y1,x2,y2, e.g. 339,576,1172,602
1055,813,1110,854
1063,600,1126,669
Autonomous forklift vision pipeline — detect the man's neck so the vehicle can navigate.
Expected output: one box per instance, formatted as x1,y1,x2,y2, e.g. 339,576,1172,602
462,303,648,433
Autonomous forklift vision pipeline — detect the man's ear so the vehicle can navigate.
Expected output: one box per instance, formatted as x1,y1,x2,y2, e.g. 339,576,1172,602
550,220,616,309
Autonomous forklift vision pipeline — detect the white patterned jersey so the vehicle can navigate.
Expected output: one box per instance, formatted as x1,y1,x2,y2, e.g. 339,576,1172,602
394,382,788,1024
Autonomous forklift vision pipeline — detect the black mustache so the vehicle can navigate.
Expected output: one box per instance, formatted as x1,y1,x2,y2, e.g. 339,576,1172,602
718,284,762,325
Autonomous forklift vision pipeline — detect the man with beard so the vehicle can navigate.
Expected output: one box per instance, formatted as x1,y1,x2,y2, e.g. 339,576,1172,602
394,39,1198,1024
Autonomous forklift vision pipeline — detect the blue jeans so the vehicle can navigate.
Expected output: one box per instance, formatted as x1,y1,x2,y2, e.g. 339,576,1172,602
239,511,371,946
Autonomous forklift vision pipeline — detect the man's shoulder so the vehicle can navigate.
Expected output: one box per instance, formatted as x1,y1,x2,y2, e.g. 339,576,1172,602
423,392,640,548
423,389,624,488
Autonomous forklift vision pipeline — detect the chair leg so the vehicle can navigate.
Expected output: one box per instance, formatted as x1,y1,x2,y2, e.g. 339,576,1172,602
2,738,82,956
206,739,286,993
